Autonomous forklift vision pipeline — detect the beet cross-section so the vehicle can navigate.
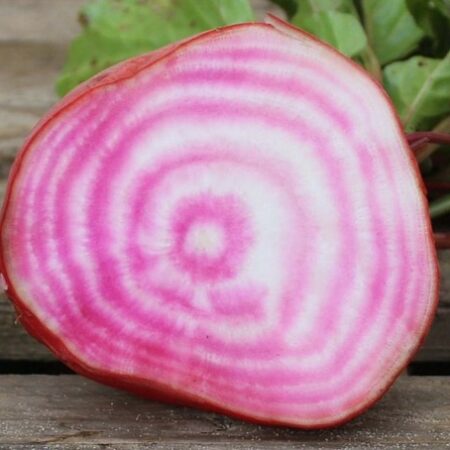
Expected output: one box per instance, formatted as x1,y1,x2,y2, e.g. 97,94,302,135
0,16,438,428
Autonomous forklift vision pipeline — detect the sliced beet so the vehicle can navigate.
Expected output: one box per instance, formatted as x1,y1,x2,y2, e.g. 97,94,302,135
0,16,439,428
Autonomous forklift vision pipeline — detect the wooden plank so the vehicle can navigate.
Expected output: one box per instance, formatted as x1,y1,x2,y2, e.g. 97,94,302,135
0,39,69,176
0,0,283,172
0,41,61,180
2,296,449,363
2,297,449,364
438,249,450,307
0,2,84,175
2,253,450,362
415,307,450,363
0,0,85,44
0,0,280,44
0,0,448,365
0,0,83,155
0,295,54,361
0,375,449,448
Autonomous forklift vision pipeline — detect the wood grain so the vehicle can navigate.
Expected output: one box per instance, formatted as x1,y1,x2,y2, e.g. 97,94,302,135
0,0,283,182
0,295,54,361
0,0,448,366
0,1,449,448
2,293,449,363
0,375,449,448
2,252,449,362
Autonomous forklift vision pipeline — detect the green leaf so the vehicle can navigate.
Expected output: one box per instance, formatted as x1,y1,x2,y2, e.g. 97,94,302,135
434,0,450,18
406,0,450,56
430,193,450,219
269,0,298,18
383,53,450,130
56,0,253,96
294,0,356,14
292,1,367,57
362,0,424,65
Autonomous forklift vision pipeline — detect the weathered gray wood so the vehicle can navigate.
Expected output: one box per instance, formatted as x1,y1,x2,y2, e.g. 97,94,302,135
1,300,450,364
2,252,450,362
0,1,81,166
0,0,278,363
0,0,85,43
0,294,54,361
0,375,449,448
415,306,450,363
0,0,448,365
0,0,283,177
0,1,448,447
2,254,450,362
420,321,450,365
0,0,280,44
438,249,450,307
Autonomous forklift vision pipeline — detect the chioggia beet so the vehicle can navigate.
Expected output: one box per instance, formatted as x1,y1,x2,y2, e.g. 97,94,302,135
0,15,439,428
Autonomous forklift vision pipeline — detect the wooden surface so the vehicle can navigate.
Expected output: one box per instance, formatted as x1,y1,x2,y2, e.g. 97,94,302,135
0,1,450,448
0,0,449,365
0,0,286,362
2,286,450,364
0,375,450,448
2,250,449,363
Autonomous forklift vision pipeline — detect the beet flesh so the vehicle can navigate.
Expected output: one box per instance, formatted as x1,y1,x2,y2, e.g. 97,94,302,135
0,17,439,428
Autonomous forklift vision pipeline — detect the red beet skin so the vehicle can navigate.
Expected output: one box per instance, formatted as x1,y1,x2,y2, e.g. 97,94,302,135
0,16,439,428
